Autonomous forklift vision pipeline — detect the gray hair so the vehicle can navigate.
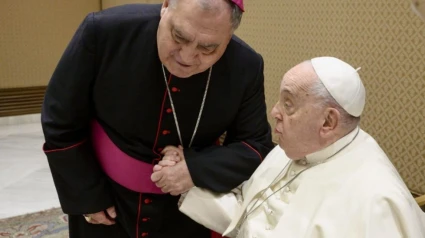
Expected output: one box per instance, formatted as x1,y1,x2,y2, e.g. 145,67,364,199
169,0,243,30
310,79,361,130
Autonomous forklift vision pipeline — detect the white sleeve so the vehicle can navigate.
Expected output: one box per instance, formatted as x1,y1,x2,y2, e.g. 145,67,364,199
179,186,243,236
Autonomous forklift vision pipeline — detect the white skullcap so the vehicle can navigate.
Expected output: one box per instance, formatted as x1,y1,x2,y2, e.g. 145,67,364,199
311,56,366,117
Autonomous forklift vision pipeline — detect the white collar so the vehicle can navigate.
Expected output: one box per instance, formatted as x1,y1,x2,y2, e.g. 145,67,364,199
304,127,360,164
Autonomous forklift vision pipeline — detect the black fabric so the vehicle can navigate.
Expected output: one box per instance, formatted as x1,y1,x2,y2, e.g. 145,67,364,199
44,141,114,215
68,180,210,238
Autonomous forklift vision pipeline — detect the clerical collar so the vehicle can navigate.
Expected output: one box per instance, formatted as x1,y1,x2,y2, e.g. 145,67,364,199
303,127,360,165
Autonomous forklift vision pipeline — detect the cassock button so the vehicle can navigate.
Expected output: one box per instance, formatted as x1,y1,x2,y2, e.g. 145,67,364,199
268,209,273,215
284,187,290,192
171,87,180,92
166,108,173,113
142,218,150,222
162,130,171,135
290,170,296,176
265,225,271,230
141,232,149,237
144,198,152,204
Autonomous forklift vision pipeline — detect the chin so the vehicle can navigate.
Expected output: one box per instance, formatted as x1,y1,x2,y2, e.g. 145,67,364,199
166,62,198,78
174,69,195,78
280,147,302,160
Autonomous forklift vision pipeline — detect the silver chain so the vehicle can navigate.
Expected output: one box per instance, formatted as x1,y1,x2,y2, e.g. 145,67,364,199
161,64,212,148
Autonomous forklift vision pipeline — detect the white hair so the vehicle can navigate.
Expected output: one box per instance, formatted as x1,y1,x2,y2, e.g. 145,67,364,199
168,0,243,30
309,78,361,130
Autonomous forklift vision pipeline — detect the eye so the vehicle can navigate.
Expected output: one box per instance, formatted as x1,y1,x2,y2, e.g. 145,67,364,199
283,101,294,115
199,46,215,55
174,35,184,43
284,102,292,109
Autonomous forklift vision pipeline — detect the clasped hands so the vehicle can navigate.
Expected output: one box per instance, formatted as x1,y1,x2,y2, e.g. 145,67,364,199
84,145,192,225
150,145,195,196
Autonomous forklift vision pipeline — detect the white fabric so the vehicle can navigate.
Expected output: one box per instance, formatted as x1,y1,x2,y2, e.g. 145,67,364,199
179,129,425,238
311,57,366,117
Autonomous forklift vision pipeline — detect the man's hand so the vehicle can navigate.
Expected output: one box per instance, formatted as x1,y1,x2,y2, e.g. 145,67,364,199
153,145,184,172
151,145,194,195
83,206,116,225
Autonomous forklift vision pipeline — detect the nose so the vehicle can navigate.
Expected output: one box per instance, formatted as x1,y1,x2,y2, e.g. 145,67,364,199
179,44,198,64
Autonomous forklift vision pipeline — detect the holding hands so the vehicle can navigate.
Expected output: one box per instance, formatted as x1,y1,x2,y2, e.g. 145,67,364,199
150,145,195,196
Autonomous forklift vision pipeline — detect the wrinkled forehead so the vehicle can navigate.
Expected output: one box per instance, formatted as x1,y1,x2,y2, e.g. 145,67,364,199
278,73,298,102
169,2,232,39
279,62,318,100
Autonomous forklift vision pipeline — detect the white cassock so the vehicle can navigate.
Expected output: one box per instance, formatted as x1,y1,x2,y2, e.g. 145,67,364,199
179,127,425,238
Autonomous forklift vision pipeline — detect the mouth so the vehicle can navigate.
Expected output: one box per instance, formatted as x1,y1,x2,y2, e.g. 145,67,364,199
274,128,281,134
176,60,192,68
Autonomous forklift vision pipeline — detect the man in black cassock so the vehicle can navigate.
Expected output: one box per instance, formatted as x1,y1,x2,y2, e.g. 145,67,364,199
41,0,274,237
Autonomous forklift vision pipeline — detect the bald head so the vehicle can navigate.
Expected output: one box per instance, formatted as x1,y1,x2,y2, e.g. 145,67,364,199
280,60,318,96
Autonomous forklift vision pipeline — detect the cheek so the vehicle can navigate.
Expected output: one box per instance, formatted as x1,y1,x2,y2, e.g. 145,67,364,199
159,41,179,58
200,47,226,65
197,55,219,69
283,114,304,136
284,116,296,128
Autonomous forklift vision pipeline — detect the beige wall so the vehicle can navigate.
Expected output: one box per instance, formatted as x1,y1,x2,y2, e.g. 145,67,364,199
0,0,101,88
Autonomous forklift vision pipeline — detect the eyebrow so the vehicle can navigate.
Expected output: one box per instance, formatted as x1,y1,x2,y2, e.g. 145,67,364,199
173,28,191,43
199,43,219,50
282,88,296,98
173,25,219,50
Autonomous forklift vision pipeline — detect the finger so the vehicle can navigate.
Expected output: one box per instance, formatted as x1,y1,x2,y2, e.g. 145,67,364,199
158,160,176,167
151,171,163,183
156,181,166,189
88,218,100,224
155,176,168,188
153,164,163,172
161,185,170,193
163,150,179,156
161,146,178,155
106,206,116,219
91,212,115,225
162,155,180,162
178,145,184,150
176,146,185,160
84,215,99,224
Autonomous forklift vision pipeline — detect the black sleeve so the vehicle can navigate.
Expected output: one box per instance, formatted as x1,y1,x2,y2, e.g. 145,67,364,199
41,13,113,215
185,55,274,193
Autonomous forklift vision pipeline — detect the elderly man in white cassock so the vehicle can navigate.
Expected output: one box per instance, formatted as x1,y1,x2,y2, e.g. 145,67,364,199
156,56,425,238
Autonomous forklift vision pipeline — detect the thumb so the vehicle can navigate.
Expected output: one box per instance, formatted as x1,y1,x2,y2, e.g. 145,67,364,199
153,164,163,172
106,206,116,219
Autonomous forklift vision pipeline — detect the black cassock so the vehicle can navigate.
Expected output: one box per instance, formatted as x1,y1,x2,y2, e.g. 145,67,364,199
41,4,273,238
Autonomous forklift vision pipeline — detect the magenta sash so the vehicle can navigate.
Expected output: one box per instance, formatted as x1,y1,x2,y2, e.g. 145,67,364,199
91,121,164,194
